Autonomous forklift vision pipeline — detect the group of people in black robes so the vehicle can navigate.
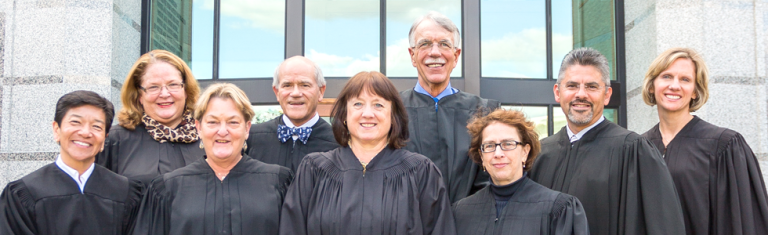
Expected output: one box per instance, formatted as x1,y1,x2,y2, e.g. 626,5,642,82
3,10,768,235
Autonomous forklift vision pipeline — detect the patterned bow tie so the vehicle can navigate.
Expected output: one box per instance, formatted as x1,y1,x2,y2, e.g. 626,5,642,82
277,125,312,144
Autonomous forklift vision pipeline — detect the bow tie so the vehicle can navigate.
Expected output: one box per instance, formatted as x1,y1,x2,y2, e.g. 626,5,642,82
277,125,312,144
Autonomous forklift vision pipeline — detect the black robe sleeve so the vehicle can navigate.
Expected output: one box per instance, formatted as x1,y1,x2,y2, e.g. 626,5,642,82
0,181,37,235
122,180,145,235
132,177,171,235
418,158,456,234
714,131,768,234
279,157,315,235
550,194,589,235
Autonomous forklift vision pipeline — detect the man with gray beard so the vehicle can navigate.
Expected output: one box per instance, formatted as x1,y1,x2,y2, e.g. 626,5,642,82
529,48,685,235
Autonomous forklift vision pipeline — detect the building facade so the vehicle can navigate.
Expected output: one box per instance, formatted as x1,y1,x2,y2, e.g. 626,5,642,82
0,0,766,188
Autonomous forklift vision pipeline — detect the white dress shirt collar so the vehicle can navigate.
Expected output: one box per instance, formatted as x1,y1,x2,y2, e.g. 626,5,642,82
566,116,605,143
55,155,95,193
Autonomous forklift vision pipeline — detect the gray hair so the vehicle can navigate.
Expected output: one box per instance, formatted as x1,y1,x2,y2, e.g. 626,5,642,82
272,56,326,88
408,11,461,50
556,48,610,88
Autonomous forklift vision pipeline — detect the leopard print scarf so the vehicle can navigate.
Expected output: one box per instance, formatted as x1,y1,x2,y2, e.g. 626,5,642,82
142,110,199,143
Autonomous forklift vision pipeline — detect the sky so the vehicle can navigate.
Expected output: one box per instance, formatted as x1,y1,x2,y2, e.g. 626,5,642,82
185,0,577,79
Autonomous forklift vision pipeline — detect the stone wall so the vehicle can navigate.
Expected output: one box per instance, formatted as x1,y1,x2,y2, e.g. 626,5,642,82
0,0,142,187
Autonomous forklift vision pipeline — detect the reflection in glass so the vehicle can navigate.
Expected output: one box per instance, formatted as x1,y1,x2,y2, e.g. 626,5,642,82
481,0,545,78
385,0,461,77
219,0,285,78
573,0,616,80
552,107,618,134
502,106,549,138
305,0,380,77
252,105,283,124
552,0,573,77
150,0,212,79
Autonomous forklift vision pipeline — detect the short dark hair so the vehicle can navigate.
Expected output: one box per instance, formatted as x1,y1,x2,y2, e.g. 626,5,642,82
466,109,540,172
557,47,610,88
55,90,115,134
331,71,409,148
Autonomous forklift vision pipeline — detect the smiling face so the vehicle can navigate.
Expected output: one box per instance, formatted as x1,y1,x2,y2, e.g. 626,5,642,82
139,61,187,128
346,90,392,147
409,19,461,90
653,58,697,115
196,97,251,161
481,122,530,186
273,59,326,126
53,105,107,165
554,64,612,131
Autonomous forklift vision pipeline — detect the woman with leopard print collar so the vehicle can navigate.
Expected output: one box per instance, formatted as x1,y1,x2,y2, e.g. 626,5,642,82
96,49,204,184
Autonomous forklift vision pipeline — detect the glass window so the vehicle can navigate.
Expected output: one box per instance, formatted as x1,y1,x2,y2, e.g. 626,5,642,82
573,0,616,80
305,0,380,77
150,0,212,79
552,106,618,134
551,0,573,77
502,106,549,138
252,105,283,124
480,0,546,78
385,0,462,77
219,0,285,78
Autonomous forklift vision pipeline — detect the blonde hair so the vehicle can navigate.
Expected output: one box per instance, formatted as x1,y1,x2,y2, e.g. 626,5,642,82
642,47,709,112
194,83,254,122
117,50,201,129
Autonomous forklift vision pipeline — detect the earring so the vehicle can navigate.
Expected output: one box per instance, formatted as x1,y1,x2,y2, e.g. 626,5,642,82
243,142,247,150
199,142,204,149
343,120,347,125
482,166,486,172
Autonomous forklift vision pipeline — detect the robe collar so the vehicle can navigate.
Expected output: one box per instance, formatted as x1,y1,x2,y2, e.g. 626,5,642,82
55,154,95,193
566,116,605,143
282,113,320,129
340,146,398,170
557,117,614,146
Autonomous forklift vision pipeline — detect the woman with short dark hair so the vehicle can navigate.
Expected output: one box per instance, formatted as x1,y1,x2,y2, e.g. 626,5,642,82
279,71,455,235
453,108,589,235
641,47,768,235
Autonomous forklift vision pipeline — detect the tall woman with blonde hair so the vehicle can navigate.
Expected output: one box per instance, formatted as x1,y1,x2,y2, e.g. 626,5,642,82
641,47,768,235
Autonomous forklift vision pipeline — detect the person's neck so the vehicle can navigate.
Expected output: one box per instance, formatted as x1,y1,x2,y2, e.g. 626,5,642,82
568,119,596,134
658,109,694,146
418,78,449,98
206,154,242,181
349,140,387,163
60,155,94,175
287,112,317,127
160,119,182,129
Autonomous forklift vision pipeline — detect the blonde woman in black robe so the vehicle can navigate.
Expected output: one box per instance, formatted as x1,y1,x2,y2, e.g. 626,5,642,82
641,47,768,235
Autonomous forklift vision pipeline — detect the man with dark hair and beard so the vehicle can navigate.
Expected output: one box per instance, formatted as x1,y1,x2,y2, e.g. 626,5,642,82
528,48,685,235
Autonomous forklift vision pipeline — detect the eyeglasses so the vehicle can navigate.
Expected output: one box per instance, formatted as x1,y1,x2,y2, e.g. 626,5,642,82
140,83,185,95
480,140,522,153
413,40,455,52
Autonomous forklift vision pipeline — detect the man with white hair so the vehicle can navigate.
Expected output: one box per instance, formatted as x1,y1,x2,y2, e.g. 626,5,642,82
400,12,500,203
245,56,339,172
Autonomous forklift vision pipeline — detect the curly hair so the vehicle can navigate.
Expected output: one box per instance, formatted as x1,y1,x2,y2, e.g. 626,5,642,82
466,109,540,172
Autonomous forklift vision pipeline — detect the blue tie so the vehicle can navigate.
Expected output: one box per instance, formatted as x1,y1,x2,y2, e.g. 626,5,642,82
277,125,312,144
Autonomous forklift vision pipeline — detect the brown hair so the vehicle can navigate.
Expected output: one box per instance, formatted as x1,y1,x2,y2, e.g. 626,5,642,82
467,109,540,172
117,50,201,130
330,71,408,148
193,83,255,122
642,47,709,112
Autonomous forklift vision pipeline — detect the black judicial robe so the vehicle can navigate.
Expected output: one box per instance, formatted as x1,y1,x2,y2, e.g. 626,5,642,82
245,115,340,172
642,116,768,235
400,89,500,203
279,147,456,235
0,163,143,235
97,124,205,183
453,177,589,235
133,154,292,235
529,120,686,235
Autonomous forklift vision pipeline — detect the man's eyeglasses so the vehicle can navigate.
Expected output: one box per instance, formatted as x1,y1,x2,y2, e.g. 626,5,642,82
413,40,455,52
480,140,522,153
140,83,185,95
